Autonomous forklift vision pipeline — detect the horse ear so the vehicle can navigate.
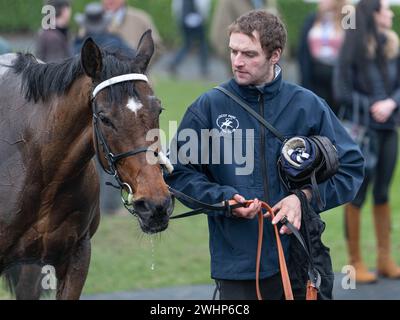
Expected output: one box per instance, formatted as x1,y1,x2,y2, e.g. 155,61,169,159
135,30,154,73
81,38,103,79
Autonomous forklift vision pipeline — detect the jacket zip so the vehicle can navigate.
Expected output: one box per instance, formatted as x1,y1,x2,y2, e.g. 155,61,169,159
258,93,269,203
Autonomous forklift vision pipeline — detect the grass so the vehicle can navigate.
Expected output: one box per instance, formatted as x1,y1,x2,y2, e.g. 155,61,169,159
84,205,211,294
1,76,400,298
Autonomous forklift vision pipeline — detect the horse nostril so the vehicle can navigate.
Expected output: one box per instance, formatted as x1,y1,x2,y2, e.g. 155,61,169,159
133,199,149,213
134,197,173,216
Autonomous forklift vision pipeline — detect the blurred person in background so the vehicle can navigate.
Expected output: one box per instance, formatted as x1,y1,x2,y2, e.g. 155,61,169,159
73,2,134,58
334,0,400,283
168,0,211,77
298,0,349,115
36,0,72,62
102,0,162,61
210,0,278,70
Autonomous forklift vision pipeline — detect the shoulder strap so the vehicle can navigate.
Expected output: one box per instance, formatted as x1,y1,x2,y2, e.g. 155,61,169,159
214,86,286,142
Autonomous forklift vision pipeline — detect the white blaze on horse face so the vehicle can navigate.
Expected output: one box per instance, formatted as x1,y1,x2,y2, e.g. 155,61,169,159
126,97,143,114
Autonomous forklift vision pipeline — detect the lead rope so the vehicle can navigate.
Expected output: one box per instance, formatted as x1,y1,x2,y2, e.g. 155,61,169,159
253,201,294,300
224,199,293,300
228,199,317,300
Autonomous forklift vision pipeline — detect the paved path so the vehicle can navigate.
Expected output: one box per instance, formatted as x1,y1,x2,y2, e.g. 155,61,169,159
83,273,400,300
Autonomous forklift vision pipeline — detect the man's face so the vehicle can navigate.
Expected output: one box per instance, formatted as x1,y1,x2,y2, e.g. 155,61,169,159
229,31,278,86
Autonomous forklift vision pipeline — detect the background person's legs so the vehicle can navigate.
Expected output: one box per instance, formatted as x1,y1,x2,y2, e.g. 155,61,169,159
344,169,377,283
372,129,400,278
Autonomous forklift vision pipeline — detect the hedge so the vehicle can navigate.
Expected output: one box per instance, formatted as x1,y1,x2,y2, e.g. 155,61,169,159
1,0,400,55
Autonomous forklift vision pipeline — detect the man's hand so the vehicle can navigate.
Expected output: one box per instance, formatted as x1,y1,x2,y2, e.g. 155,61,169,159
231,194,261,219
268,194,302,234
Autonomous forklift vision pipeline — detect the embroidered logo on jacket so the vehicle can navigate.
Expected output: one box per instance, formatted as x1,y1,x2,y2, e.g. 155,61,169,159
216,114,239,134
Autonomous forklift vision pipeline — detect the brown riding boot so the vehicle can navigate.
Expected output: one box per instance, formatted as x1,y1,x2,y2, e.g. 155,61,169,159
345,204,377,283
373,203,400,278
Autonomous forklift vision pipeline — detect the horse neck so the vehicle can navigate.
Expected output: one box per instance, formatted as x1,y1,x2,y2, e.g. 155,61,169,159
42,76,94,181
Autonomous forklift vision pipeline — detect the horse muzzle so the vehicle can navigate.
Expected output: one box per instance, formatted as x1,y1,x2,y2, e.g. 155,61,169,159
133,195,174,234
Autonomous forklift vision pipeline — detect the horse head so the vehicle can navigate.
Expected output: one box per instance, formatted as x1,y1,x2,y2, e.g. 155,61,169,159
81,30,173,234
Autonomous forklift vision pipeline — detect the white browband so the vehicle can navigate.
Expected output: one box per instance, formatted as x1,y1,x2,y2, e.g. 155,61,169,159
92,73,149,98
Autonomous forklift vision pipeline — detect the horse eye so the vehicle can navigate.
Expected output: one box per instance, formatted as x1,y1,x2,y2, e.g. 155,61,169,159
99,113,114,128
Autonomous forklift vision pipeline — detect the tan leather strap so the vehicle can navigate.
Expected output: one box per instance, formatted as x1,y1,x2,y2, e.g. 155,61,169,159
229,199,294,300
306,280,318,300
259,201,294,300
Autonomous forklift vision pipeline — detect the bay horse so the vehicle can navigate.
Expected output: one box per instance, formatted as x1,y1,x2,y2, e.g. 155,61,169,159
0,30,173,299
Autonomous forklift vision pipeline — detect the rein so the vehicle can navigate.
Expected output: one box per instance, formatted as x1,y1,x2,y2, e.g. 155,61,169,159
169,188,320,300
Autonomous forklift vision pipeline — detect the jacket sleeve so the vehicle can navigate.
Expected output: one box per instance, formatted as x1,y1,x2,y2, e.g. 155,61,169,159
164,100,239,214
311,99,365,212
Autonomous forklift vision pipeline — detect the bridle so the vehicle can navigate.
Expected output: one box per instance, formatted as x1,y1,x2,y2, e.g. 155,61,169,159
91,73,173,215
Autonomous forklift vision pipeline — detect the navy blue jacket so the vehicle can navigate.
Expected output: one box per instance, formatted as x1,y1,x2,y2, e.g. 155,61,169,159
166,69,364,280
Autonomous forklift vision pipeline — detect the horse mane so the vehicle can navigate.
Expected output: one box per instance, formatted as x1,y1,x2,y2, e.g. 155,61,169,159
12,49,140,104
12,53,84,103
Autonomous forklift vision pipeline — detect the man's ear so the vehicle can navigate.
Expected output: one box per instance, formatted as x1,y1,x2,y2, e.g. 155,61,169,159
269,48,282,65
81,37,103,79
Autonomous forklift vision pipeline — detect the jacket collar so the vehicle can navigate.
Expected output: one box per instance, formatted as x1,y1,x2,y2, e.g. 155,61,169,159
228,64,283,103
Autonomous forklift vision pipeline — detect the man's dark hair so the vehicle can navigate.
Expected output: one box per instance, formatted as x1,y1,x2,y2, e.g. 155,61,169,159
228,10,287,59
45,0,71,17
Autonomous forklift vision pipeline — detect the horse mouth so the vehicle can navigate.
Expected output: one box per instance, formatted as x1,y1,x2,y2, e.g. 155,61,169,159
137,216,169,234
143,223,169,234
134,196,174,234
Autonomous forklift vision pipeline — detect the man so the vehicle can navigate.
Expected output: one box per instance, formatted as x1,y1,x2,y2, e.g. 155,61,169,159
165,10,364,300
36,0,72,62
102,0,162,61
